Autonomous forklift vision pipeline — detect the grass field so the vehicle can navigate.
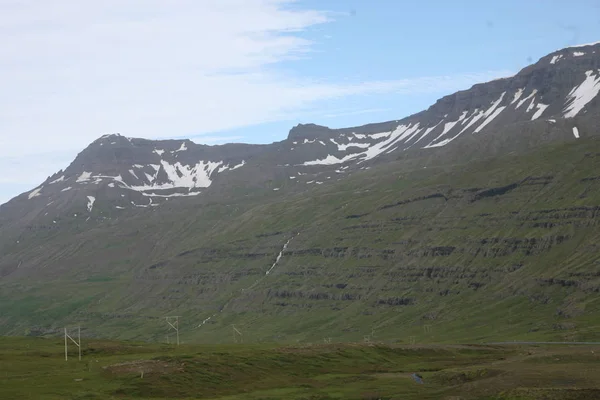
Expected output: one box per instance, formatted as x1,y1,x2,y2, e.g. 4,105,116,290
1,336,599,399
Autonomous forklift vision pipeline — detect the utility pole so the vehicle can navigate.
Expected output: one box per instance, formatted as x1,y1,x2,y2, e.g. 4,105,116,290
232,325,242,343
165,316,180,346
64,326,82,361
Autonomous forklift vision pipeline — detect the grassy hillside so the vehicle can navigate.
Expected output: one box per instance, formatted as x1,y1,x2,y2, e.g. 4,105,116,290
2,138,600,344
2,337,600,399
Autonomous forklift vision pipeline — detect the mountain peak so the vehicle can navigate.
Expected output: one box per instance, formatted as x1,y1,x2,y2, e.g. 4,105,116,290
287,123,333,140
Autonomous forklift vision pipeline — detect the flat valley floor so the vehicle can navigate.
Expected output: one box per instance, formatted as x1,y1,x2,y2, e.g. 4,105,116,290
1,337,599,399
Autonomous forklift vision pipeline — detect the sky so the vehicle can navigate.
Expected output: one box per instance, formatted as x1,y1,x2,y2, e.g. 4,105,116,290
1,0,600,204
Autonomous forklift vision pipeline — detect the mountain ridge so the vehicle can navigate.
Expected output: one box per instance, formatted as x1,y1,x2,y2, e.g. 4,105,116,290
2,42,600,344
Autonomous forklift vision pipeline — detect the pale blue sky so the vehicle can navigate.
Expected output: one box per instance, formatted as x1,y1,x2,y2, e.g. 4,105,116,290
1,0,600,203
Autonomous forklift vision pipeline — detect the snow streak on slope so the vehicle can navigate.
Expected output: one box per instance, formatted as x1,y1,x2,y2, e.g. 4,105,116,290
76,172,92,183
531,104,549,120
86,196,95,212
424,112,470,148
150,160,222,190
362,123,421,159
302,153,360,166
266,236,294,275
28,187,42,199
564,70,600,118
474,92,506,133
299,126,429,165
516,90,537,109
334,140,371,151
414,120,443,145
511,88,524,104
230,160,246,170
573,127,580,138
49,176,65,184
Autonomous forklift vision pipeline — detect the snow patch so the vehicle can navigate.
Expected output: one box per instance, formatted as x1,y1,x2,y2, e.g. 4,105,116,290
28,187,42,199
108,183,115,188
336,141,371,151
564,70,600,118
516,90,537,109
129,169,139,180
61,186,72,192
175,142,188,152
474,106,506,134
302,153,360,166
371,131,391,139
473,92,506,133
230,160,246,170
413,120,443,145
550,54,563,64
511,88,524,104
86,196,96,212
76,171,92,183
360,123,420,161
49,175,65,184
573,51,585,57
531,103,549,120
573,126,580,138
153,149,165,156
130,160,223,191
526,98,536,113
141,191,201,198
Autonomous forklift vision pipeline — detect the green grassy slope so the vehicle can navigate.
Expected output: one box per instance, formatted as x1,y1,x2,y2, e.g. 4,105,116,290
1,337,600,400
2,138,600,344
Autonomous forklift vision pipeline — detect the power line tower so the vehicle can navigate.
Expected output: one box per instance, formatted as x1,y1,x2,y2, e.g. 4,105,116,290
165,316,180,346
232,324,243,343
64,326,81,361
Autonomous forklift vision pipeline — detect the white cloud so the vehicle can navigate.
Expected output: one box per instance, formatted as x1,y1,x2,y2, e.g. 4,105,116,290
0,0,511,203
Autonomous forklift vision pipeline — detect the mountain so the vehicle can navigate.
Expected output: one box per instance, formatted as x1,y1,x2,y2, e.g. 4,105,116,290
1,42,600,343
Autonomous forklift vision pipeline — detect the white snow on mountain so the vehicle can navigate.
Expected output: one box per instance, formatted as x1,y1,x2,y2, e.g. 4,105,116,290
76,171,92,183
28,187,42,199
86,196,96,212
175,142,188,152
531,103,549,120
511,88,524,104
49,176,65,184
516,90,537,109
474,92,506,133
564,70,600,118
